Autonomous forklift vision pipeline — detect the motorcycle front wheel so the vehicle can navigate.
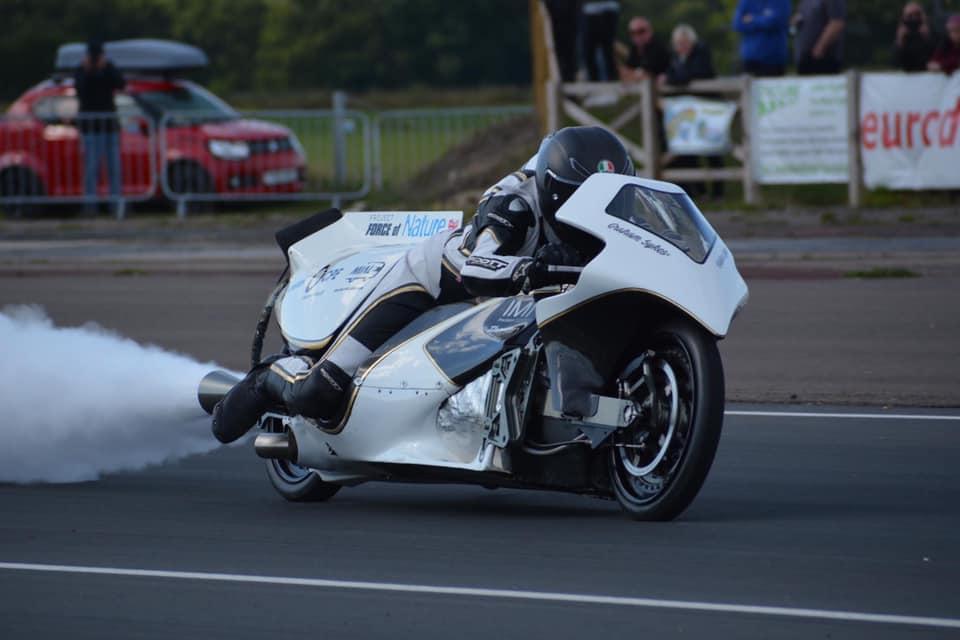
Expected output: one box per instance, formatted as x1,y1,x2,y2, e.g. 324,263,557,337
609,319,724,521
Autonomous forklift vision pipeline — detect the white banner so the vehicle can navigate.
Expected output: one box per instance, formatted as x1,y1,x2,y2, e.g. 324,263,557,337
860,72,960,190
750,75,849,184
662,97,737,155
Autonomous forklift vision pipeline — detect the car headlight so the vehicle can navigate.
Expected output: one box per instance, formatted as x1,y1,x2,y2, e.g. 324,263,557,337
208,139,250,160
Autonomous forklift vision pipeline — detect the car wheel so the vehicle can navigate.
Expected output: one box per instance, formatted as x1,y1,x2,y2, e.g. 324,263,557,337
0,167,46,217
166,161,213,196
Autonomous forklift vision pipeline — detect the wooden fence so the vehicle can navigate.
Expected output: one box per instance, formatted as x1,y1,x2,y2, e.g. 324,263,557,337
530,0,865,207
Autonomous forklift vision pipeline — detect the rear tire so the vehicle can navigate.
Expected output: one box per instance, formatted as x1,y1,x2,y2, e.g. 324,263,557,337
0,167,46,217
262,418,341,502
609,319,724,521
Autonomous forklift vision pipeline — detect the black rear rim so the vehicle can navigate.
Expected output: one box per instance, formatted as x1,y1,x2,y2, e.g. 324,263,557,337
610,333,695,506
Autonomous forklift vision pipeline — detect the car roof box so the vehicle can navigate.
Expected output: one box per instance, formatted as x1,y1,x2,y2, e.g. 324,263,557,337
55,39,209,72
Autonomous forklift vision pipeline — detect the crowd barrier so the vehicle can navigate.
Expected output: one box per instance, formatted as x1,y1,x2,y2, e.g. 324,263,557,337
0,104,535,216
157,108,372,216
0,111,157,217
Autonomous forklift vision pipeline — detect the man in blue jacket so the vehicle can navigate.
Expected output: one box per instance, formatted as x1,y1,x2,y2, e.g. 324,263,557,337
733,0,791,76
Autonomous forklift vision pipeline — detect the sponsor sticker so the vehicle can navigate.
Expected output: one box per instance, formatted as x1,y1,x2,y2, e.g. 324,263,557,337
466,255,509,271
607,222,670,256
363,214,461,238
346,261,386,283
304,266,344,293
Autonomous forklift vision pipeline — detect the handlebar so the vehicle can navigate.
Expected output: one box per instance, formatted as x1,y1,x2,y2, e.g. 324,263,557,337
545,265,583,285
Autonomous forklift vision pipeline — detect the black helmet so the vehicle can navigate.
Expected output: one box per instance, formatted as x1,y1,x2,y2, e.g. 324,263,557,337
534,126,634,227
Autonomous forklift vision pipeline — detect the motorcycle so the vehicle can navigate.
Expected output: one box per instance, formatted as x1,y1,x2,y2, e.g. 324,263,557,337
198,173,748,520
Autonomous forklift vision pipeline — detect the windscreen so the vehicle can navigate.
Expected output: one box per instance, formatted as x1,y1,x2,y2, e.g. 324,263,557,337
605,184,717,263
135,84,236,121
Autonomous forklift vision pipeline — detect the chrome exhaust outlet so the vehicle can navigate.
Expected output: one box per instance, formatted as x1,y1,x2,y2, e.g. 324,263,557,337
197,370,241,415
254,432,298,461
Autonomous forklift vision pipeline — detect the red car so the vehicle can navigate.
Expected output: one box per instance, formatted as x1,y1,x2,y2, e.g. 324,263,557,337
0,40,306,206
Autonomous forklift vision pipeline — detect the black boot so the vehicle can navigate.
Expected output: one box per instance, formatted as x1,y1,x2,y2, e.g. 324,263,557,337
281,359,353,424
210,366,277,444
211,359,353,443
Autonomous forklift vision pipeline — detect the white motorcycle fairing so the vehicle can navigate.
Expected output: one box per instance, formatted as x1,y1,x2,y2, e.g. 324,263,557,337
537,173,748,337
288,295,538,476
277,211,462,351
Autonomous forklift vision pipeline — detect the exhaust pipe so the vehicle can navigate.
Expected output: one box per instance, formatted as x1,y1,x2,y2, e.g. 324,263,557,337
255,432,298,461
197,370,241,415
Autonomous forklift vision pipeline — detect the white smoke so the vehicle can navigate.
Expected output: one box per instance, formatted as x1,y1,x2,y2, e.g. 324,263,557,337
0,305,226,483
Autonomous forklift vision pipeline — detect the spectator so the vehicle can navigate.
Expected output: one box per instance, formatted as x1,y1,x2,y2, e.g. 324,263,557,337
929,14,960,74
895,2,936,72
662,24,724,200
581,1,620,81
74,39,125,215
663,24,715,86
619,16,671,82
545,0,581,83
792,0,846,74
733,0,791,77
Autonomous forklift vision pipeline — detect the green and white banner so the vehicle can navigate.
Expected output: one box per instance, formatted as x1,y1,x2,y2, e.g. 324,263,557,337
750,76,849,184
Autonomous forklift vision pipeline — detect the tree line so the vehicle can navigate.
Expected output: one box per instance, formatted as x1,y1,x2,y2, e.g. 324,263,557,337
2,0,955,102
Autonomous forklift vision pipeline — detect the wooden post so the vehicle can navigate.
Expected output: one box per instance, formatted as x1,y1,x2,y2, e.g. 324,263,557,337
639,76,660,179
530,0,561,136
545,80,560,133
739,75,759,205
530,0,548,136
846,69,863,208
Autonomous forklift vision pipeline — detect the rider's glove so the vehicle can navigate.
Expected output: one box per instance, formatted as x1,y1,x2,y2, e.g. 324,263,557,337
522,243,584,292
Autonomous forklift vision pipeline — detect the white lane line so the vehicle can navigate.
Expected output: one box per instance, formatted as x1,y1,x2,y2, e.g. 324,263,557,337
726,410,960,421
1,562,958,630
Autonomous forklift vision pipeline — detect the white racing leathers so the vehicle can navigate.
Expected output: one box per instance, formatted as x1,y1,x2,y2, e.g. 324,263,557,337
266,160,560,420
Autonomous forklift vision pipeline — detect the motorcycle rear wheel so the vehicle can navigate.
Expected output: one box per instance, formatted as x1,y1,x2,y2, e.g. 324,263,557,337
263,419,341,502
609,319,724,521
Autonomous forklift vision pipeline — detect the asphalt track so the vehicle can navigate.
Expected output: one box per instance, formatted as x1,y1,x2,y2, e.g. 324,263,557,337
2,271,958,405
1,408,959,639
1,270,959,638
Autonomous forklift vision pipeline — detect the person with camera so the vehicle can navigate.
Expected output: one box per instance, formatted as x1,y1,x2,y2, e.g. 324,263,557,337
929,14,960,74
895,2,936,72
74,40,125,215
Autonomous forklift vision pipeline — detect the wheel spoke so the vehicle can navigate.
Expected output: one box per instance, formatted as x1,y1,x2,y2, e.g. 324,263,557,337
611,335,695,505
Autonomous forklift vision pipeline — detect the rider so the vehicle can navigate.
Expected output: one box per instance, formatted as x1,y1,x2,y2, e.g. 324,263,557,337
211,126,635,444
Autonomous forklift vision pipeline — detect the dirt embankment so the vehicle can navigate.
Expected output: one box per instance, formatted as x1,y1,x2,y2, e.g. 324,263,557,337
406,115,541,212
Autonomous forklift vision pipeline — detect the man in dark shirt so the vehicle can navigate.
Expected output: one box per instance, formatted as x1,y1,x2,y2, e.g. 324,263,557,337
662,24,723,200
545,0,581,82
74,40,125,214
664,24,716,86
619,16,671,81
792,0,846,74
895,2,936,72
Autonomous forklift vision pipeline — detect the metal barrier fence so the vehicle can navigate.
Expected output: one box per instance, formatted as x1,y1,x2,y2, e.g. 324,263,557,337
158,108,372,216
1,103,535,217
0,111,157,217
372,106,533,189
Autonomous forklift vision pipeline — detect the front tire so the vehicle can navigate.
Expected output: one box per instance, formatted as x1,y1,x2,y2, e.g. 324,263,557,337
609,319,724,521
262,418,341,502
